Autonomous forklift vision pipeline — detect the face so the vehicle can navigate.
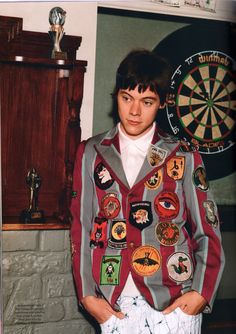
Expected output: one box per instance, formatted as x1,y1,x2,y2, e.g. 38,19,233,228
117,86,160,139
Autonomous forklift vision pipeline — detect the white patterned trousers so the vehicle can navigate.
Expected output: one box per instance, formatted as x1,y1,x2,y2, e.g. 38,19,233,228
100,296,202,334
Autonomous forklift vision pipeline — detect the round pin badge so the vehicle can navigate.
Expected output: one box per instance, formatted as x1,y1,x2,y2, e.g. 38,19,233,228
167,252,193,282
94,162,114,190
101,193,121,219
131,245,161,276
144,169,163,190
154,191,180,220
108,220,127,249
155,222,180,246
193,166,209,191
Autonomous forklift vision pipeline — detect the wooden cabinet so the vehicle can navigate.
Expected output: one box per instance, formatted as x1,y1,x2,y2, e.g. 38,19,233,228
0,16,87,229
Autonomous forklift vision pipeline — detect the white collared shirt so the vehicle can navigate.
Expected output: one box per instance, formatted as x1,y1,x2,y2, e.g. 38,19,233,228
118,122,155,188
118,122,156,296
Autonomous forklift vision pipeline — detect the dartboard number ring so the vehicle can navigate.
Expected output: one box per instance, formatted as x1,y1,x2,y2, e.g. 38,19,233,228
167,50,236,154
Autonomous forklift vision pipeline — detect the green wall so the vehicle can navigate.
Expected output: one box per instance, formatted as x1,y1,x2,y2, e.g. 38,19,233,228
93,9,187,135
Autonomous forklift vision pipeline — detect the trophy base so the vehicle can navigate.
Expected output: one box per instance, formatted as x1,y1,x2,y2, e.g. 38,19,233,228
20,209,45,224
51,50,67,60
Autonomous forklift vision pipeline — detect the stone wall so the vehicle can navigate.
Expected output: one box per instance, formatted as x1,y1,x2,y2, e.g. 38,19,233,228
2,230,96,334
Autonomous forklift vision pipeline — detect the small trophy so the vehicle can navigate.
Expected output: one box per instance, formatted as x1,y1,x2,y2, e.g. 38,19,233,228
20,168,45,223
48,7,67,60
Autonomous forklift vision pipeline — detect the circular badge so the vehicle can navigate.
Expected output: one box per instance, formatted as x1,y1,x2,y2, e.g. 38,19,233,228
154,191,180,220
155,222,180,246
101,193,121,219
144,170,163,190
192,166,209,191
94,162,114,190
167,252,193,282
111,221,126,240
131,245,161,277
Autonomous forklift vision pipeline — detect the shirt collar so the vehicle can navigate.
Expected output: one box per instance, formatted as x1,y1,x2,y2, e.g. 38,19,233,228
118,122,156,153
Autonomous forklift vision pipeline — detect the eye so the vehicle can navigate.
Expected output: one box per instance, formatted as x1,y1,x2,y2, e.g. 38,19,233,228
121,94,131,103
143,99,154,106
159,200,175,210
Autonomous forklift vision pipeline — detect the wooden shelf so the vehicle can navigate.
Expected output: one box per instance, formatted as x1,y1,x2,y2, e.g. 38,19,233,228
2,217,70,231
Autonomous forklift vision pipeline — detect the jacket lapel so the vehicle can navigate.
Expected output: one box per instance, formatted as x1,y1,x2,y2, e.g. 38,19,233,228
94,125,180,191
94,127,130,189
133,128,180,187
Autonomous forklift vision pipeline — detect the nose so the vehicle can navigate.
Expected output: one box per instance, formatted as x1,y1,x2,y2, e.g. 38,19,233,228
130,100,141,116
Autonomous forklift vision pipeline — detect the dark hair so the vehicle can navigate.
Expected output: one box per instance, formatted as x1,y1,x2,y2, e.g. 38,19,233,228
111,49,172,123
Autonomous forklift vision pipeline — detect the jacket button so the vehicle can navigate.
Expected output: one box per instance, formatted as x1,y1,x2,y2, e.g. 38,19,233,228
129,242,135,248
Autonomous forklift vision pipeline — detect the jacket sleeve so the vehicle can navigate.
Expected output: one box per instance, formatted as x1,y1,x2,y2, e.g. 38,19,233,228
70,141,97,301
183,150,225,311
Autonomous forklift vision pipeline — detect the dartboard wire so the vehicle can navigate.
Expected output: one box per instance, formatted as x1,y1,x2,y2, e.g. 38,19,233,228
199,65,210,95
212,66,228,99
215,100,236,111
182,73,204,98
214,100,236,111
179,104,208,136
213,105,235,130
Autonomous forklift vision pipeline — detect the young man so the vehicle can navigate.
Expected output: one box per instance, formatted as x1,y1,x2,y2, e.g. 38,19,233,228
70,49,225,334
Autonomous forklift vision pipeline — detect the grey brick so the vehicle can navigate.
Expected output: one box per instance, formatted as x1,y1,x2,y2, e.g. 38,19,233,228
3,324,33,334
5,300,65,325
63,296,82,320
39,231,66,252
2,252,70,277
33,320,95,334
42,274,76,298
3,231,39,252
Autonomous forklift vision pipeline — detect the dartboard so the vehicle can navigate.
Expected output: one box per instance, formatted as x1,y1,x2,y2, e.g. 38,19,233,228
154,21,236,179
167,50,236,154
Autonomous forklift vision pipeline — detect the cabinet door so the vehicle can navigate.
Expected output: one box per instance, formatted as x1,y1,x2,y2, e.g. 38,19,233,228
1,61,84,222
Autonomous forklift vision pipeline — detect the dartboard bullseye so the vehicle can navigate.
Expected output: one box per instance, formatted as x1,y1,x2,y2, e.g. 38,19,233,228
167,51,236,154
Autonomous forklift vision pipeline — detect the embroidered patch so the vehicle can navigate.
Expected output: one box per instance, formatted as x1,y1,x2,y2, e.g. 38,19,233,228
131,245,161,277
155,222,180,246
154,191,180,220
203,200,219,228
71,190,77,198
167,252,193,282
166,156,185,180
108,219,127,249
90,217,107,248
100,255,122,285
129,201,153,231
144,170,163,190
94,162,114,190
193,166,209,192
101,193,121,219
147,145,168,167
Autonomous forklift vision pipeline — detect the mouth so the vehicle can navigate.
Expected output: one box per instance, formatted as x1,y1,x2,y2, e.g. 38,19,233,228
127,120,141,126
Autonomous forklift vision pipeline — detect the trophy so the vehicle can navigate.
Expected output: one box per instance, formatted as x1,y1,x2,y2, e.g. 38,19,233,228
20,168,45,223
48,7,67,60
